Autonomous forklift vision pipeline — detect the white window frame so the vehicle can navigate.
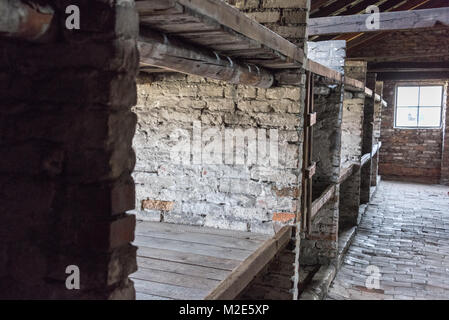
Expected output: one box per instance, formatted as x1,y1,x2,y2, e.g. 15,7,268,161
394,84,444,129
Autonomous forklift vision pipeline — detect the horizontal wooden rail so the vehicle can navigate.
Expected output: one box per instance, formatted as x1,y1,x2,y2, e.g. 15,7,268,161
361,153,371,167
205,226,292,300
310,185,336,221
372,142,382,157
306,59,376,97
338,163,360,184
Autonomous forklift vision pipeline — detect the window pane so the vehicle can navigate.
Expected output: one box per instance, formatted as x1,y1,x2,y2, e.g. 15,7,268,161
396,107,418,127
397,86,419,107
419,86,443,106
418,107,441,127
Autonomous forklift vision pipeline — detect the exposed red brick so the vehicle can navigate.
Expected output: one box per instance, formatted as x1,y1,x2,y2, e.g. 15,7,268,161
141,199,175,211
273,212,296,223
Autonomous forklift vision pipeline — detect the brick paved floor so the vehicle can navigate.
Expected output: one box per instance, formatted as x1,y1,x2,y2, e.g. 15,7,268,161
327,181,449,300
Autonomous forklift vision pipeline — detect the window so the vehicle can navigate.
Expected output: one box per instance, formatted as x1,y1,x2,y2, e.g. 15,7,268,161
395,85,444,128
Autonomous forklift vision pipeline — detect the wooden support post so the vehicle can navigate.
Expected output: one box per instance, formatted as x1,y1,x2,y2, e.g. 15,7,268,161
302,71,315,234
139,28,274,88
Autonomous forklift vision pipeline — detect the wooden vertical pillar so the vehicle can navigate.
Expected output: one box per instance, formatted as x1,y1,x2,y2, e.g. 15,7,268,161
360,73,377,204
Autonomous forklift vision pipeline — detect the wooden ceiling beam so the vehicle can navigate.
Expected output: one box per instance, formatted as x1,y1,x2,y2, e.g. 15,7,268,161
308,7,449,36
311,0,433,42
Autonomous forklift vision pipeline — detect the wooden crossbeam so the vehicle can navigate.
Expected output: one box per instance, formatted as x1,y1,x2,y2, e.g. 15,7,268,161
139,28,274,88
308,7,449,36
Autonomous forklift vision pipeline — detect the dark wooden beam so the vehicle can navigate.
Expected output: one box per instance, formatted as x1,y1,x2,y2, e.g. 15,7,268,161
377,71,449,81
138,28,274,88
308,7,449,36
369,62,449,73
348,51,449,62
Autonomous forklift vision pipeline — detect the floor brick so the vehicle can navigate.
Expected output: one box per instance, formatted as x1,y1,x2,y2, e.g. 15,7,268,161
327,181,449,300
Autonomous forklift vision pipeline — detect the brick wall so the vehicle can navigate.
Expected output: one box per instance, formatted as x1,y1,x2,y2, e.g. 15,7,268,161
340,91,365,165
0,0,139,299
379,81,446,184
227,0,309,46
132,73,304,235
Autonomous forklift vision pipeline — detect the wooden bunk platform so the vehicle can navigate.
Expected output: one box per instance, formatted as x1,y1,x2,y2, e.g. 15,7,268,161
131,221,292,300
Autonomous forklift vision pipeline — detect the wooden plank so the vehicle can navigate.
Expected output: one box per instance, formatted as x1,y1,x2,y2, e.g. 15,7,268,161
365,86,373,97
308,7,449,36
134,235,253,261
177,0,306,64
136,246,241,271
135,221,269,241
135,291,174,300
135,0,178,12
133,278,209,300
139,28,274,88
132,268,221,290
205,226,293,300
136,257,229,281
338,163,359,184
306,59,342,82
361,153,371,167
344,77,365,92
311,184,336,219
135,226,264,250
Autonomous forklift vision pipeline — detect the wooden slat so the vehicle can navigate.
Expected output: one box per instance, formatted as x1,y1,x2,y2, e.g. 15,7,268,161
132,268,221,290
135,227,264,250
133,278,209,300
308,7,449,36
311,184,336,219
137,246,240,271
338,163,360,184
306,59,343,82
176,0,306,64
136,257,229,281
344,76,365,92
361,153,371,167
135,221,269,241
205,226,293,300
135,291,174,300
365,86,373,97
135,0,178,12
134,235,253,261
